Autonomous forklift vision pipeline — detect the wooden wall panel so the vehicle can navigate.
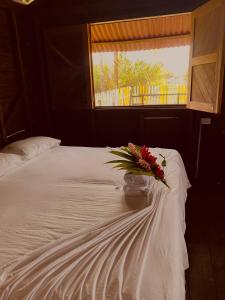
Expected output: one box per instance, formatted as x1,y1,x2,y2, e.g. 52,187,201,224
0,11,17,102
14,13,50,136
52,109,94,146
141,116,182,149
187,0,225,114
193,4,222,58
94,109,140,147
0,8,27,139
191,63,216,104
197,78,225,184
44,25,92,110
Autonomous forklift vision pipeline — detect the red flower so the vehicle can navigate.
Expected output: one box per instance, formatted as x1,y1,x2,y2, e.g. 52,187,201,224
148,155,157,165
140,146,157,166
155,166,164,180
140,145,148,159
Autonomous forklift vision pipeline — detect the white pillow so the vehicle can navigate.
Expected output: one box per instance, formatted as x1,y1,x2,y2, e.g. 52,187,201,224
1,136,61,160
0,153,23,177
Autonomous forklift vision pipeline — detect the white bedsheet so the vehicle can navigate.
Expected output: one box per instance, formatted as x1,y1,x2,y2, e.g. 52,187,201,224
0,146,190,299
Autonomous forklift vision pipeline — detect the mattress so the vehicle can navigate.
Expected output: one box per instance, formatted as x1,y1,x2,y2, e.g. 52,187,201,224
0,146,190,299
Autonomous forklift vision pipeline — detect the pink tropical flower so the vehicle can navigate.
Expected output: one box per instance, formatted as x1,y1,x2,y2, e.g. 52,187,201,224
128,143,140,159
138,159,151,171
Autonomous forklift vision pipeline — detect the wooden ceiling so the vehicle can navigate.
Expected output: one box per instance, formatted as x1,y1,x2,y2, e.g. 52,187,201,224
91,13,191,52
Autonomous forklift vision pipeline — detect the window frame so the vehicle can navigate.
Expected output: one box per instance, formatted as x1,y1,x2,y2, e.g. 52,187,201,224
89,16,191,110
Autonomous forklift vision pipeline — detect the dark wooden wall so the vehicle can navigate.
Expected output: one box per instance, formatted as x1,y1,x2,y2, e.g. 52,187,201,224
0,8,27,139
14,12,50,136
0,2,49,144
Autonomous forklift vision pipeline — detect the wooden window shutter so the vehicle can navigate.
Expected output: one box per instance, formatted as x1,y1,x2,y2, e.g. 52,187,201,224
187,0,225,113
44,24,93,109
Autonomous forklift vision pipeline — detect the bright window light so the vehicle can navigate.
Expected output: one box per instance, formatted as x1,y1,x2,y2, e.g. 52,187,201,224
92,46,190,107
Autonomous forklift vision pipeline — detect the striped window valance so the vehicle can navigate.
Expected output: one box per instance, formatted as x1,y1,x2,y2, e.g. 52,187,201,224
91,13,191,52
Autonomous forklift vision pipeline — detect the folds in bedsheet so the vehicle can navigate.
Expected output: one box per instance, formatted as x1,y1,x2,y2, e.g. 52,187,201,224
0,186,186,300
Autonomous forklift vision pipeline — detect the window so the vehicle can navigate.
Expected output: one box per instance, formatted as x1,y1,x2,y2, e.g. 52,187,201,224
90,0,225,113
92,47,190,106
91,14,191,107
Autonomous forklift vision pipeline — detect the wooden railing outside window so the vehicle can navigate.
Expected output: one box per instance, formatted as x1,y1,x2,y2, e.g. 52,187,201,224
95,84,187,106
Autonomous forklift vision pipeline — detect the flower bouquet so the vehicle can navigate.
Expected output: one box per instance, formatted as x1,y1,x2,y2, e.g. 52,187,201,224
106,143,169,188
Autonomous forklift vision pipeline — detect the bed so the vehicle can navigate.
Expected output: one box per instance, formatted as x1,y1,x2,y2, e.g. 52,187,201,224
0,138,190,300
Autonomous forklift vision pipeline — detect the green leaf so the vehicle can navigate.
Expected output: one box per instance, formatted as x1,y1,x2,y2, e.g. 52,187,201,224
105,159,134,164
112,162,137,169
122,145,141,157
128,170,154,176
120,146,131,154
162,159,167,167
109,150,135,161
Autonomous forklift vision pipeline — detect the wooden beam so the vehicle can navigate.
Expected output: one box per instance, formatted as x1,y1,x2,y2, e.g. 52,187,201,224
12,12,32,133
92,34,191,49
